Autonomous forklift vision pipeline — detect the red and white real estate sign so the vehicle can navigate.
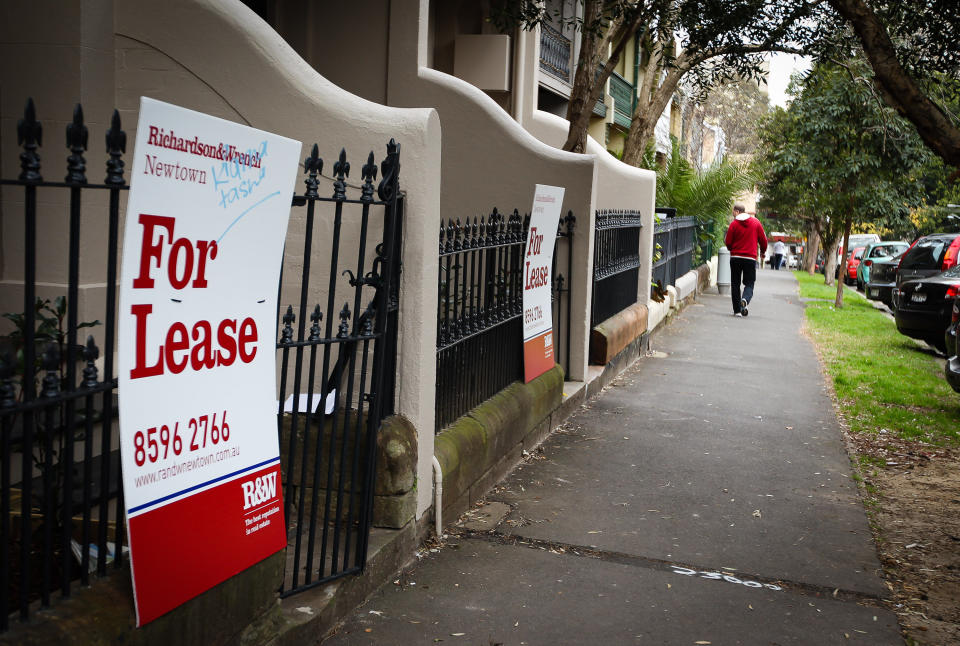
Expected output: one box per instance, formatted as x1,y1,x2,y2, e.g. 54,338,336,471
522,185,565,383
117,98,301,625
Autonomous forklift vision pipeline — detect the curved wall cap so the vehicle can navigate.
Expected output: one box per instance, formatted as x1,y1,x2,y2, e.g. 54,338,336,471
418,67,595,167
533,109,654,182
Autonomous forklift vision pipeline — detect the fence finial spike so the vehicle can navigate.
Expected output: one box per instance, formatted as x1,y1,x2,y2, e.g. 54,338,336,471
333,148,350,199
105,109,127,185
66,103,89,184
337,303,351,338
361,301,376,335
41,342,60,397
280,305,295,345
361,151,377,202
83,336,100,388
303,144,322,199
309,304,323,341
18,97,43,182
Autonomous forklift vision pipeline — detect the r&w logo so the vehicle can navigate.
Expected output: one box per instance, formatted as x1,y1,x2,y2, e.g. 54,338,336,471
241,472,277,509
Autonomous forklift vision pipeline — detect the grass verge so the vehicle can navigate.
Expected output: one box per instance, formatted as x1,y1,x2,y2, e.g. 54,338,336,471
794,270,959,445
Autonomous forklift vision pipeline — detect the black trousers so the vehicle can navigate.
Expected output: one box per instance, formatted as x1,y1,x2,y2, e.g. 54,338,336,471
730,257,756,313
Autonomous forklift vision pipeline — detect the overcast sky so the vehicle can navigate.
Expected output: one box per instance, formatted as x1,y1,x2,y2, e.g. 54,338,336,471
766,53,813,107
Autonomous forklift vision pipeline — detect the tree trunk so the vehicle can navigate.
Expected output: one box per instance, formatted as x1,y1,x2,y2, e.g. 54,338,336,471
822,236,840,286
828,0,960,168
622,52,688,166
834,215,852,308
804,221,820,274
562,3,647,153
563,2,604,153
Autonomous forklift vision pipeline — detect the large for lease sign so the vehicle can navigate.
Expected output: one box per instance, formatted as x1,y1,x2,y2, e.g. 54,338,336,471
522,185,565,383
117,98,301,625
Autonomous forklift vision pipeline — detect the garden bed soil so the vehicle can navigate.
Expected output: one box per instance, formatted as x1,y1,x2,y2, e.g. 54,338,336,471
847,432,960,645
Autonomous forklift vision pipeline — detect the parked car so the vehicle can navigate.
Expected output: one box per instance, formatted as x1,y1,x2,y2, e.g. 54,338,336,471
834,233,881,278
943,299,960,391
844,246,865,285
866,252,905,309
894,265,960,353
896,233,960,285
856,241,910,290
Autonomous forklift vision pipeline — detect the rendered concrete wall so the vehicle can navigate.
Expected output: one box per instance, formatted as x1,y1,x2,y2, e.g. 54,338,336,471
268,0,391,106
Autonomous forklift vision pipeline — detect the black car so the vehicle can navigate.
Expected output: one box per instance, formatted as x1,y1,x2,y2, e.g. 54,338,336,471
944,300,960,392
865,252,904,309
897,233,960,285
894,265,960,353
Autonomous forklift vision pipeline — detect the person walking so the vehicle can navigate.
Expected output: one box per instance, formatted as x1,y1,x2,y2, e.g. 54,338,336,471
772,239,787,271
724,204,768,317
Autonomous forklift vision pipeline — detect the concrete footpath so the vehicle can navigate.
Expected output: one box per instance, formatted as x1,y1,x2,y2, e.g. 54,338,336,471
322,270,903,645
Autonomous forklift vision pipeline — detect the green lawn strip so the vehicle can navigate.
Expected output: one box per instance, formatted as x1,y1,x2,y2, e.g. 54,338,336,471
793,271,960,445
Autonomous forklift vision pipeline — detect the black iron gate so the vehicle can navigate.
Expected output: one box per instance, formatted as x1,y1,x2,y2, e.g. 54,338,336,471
275,144,402,596
0,98,403,628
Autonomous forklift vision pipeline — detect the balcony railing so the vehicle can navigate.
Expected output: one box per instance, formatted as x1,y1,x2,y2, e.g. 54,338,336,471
540,24,572,83
610,71,634,129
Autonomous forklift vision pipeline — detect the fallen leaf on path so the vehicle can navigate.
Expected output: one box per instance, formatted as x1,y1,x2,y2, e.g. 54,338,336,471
752,510,762,518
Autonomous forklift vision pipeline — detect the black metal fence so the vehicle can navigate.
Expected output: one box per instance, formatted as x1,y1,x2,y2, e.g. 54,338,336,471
435,209,575,433
0,99,403,628
652,207,696,289
1,100,129,631
590,210,644,327
275,144,402,597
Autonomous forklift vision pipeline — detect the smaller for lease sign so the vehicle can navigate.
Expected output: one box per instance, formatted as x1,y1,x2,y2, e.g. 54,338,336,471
117,98,301,625
522,185,565,383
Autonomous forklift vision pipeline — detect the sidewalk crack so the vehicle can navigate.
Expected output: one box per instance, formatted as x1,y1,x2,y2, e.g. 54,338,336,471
457,529,890,607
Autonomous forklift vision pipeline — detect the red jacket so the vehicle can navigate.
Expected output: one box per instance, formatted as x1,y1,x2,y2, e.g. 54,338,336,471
725,215,768,260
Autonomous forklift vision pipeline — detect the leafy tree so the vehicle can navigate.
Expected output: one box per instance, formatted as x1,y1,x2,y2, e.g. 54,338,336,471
818,0,960,169
755,61,931,306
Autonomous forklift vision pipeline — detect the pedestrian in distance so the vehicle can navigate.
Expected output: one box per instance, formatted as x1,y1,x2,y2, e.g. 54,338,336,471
724,204,768,317
772,239,787,271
